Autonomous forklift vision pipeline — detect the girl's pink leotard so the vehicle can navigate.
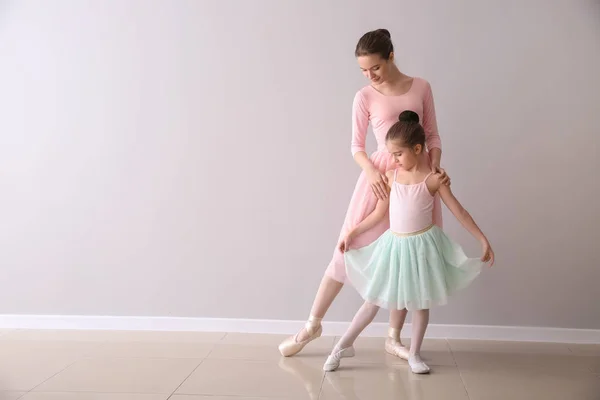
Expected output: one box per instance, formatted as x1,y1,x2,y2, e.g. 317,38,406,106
325,77,443,283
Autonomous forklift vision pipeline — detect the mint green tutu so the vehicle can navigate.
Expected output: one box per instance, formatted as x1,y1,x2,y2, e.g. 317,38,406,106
344,226,483,311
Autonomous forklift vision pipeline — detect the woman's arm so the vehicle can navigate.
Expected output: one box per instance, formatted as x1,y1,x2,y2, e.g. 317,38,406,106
351,90,389,200
422,80,442,169
429,148,442,171
351,91,370,162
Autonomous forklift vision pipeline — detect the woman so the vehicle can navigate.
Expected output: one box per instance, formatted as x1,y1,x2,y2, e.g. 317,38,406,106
279,29,448,359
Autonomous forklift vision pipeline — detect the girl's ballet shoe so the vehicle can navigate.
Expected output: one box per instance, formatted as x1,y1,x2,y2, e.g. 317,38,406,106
408,355,431,374
278,316,322,357
323,346,356,372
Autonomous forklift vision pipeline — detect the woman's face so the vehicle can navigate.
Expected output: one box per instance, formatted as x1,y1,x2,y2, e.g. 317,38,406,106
357,54,394,85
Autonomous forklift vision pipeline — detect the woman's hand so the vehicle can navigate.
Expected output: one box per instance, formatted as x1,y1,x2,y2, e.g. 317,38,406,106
338,231,357,253
431,161,450,186
366,167,389,200
481,240,495,266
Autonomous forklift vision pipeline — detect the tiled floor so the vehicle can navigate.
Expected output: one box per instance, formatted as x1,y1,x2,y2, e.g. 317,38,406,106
0,329,598,399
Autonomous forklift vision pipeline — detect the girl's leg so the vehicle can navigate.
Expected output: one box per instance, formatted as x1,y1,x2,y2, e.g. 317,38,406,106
279,276,343,357
385,308,410,360
324,301,380,371
409,309,431,374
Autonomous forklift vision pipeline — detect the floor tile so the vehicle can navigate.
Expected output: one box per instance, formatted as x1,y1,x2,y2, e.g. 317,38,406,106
99,331,225,343
0,330,116,342
33,358,201,394
0,355,76,391
452,350,600,374
320,364,469,400
175,358,324,398
0,340,100,358
447,339,572,354
0,341,100,391
170,397,281,400
0,393,27,400
460,367,600,400
20,394,168,400
87,341,214,359
568,343,600,356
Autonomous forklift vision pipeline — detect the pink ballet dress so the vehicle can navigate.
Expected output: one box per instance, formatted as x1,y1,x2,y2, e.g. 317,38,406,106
325,78,443,283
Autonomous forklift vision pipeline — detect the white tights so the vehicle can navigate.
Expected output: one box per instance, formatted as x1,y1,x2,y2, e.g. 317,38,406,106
335,301,430,357
336,302,380,350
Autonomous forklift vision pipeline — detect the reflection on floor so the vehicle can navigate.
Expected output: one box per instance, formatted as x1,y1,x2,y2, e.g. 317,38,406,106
0,329,598,399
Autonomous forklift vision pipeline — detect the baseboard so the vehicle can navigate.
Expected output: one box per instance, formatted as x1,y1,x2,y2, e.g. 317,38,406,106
1,315,599,344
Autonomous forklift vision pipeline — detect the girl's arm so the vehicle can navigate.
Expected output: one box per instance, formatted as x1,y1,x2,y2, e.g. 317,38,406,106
432,176,495,265
438,184,486,243
348,196,389,238
340,171,393,252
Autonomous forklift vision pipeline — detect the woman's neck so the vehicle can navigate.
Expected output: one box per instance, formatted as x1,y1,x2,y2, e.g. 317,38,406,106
387,66,405,84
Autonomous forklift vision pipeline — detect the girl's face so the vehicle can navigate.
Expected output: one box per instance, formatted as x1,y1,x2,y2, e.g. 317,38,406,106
386,140,422,170
357,54,394,85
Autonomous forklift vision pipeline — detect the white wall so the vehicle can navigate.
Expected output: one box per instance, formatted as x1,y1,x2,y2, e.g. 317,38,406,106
1,0,599,329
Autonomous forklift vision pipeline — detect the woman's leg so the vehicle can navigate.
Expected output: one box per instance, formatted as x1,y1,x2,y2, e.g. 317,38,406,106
278,275,343,356
324,301,380,371
386,308,410,359
409,309,431,374
300,275,344,340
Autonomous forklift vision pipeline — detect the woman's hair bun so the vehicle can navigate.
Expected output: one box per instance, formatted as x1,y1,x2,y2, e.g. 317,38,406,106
398,110,419,124
375,29,391,39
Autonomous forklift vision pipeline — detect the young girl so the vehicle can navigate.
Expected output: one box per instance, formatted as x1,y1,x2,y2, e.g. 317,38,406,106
323,110,495,374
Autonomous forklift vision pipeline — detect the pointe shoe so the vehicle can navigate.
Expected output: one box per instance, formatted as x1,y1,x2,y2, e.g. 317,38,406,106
385,337,410,360
323,346,355,372
408,355,431,374
278,316,323,357
384,328,410,360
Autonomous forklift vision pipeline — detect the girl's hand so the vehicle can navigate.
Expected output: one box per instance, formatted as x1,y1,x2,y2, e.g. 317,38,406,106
338,231,356,253
481,240,495,266
366,167,389,200
431,162,451,186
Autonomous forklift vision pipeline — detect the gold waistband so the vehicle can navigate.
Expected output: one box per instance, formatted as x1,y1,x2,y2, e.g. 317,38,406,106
392,224,434,237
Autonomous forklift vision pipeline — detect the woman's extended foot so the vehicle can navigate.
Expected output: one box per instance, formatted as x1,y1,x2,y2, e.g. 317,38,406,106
385,337,410,360
408,354,431,374
323,346,356,372
384,327,410,360
278,316,323,357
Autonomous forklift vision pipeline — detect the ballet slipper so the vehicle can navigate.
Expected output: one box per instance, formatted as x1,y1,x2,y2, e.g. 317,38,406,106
323,346,356,372
408,355,431,374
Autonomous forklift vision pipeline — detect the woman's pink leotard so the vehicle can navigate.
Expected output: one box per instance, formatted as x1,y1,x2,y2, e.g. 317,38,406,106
325,77,443,283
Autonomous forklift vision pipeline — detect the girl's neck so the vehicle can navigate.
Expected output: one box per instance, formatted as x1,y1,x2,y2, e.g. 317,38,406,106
399,164,431,175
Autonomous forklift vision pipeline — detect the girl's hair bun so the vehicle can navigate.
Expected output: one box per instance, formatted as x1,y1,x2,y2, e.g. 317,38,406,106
375,29,391,39
398,110,419,124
